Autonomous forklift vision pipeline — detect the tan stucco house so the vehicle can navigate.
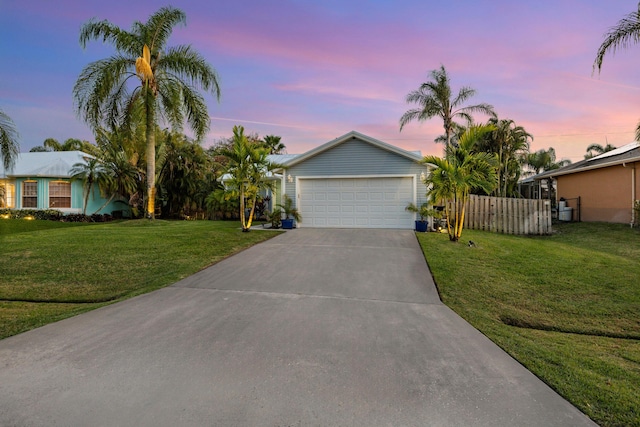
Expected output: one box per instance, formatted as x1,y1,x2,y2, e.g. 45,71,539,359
537,142,639,225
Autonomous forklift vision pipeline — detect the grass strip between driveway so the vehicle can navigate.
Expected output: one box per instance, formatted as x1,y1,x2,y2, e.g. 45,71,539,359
417,222,640,427
0,219,279,339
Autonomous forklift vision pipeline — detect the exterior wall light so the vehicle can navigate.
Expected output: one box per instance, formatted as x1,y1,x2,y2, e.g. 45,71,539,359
287,174,293,183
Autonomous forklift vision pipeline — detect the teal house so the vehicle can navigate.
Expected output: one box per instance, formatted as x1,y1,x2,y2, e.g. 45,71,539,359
0,151,124,215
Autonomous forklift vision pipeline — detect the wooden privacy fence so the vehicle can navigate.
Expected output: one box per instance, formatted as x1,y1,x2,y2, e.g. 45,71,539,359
459,195,552,235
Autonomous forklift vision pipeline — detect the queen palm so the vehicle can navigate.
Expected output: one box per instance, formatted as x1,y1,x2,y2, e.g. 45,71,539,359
423,124,498,241
0,109,20,171
400,65,496,148
74,6,221,219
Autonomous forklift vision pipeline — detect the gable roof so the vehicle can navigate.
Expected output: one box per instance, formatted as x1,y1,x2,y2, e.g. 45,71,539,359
0,151,94,179
537,141,640,179
279,131,423,168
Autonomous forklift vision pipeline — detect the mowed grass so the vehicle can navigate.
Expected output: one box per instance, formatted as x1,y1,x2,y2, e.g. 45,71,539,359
417,223,640,427
0,219,279,339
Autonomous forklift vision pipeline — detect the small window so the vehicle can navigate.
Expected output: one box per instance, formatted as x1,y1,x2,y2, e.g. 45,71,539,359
23,181,38,208
49,181,71,209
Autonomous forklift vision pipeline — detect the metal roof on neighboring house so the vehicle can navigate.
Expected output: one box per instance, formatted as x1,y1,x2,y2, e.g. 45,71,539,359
0,151,94,179
535,142,640,179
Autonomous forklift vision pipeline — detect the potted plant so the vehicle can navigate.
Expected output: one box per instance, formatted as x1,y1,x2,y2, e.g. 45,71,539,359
405,202,434,232
276,195,301,229
265,208,282,229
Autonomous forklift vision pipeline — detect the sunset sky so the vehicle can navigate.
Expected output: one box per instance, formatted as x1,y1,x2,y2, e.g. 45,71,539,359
1,0,639,162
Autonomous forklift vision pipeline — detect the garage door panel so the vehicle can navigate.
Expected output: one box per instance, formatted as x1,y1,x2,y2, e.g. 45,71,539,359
299,177,414,229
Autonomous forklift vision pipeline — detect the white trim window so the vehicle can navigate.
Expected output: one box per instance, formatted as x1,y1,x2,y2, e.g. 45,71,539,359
22,181,38,208
49,181,71,209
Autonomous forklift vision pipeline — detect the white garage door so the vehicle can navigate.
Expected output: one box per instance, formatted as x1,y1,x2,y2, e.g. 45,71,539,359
298,177,414,228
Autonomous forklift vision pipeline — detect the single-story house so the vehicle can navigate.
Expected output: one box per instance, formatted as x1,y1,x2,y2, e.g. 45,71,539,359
0,151,123,215
536,142,639,225
270,131,431,229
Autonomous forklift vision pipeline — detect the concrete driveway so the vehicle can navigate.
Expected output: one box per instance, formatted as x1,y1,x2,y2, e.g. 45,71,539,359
0,229,596,426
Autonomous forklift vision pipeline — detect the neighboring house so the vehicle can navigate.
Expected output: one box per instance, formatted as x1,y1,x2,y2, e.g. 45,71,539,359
272,131,431,229
536,142,640,225
0,151,123,215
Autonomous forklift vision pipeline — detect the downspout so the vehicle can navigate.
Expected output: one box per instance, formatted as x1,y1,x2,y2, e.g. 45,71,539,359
623,162,636,227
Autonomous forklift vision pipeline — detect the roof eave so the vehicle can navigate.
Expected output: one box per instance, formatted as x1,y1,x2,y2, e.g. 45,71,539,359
282,130,423,168
542,156,640,178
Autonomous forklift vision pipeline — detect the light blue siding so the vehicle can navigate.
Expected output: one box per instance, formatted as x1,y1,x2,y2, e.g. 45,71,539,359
13,177,121,215
283,137,430,210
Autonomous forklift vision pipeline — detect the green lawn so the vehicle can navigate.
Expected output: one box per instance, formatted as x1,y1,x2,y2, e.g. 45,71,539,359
0,219,279,339
417,223,640,427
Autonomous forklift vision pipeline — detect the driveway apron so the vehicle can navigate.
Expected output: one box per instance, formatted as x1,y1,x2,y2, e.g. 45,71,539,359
0,229,596,426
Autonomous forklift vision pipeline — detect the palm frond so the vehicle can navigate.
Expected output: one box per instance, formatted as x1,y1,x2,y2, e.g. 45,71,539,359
0,109,20,171
594,6,640,73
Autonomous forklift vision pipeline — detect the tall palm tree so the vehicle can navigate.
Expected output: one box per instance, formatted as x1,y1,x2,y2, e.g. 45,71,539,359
74,6,221,219
584,142,617,159
476,117,533,197
422,124,498,241
0,109,20,171
400,65,496,148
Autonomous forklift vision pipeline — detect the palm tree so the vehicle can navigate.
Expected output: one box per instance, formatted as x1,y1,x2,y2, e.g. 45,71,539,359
584,142,616,159
524,148,570,176
94,129,145,216
524,148,571,202
74,6,221,219
261,135,286,154
0,109,20,171
476,117,533,197
156,130,211,218
31,138,99,155
422,124,498,241
219,126,281,231
400,65,496,148
70,157,109,215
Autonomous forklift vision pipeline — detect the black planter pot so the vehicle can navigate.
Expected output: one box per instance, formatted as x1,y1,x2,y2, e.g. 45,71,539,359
415,220,428,232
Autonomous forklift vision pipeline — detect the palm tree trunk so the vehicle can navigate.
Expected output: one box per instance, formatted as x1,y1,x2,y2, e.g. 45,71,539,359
82,181,92,215
456,196,467,240
145,90,156,219
239,185,246,231
92,193,115,215
245,194,258,230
